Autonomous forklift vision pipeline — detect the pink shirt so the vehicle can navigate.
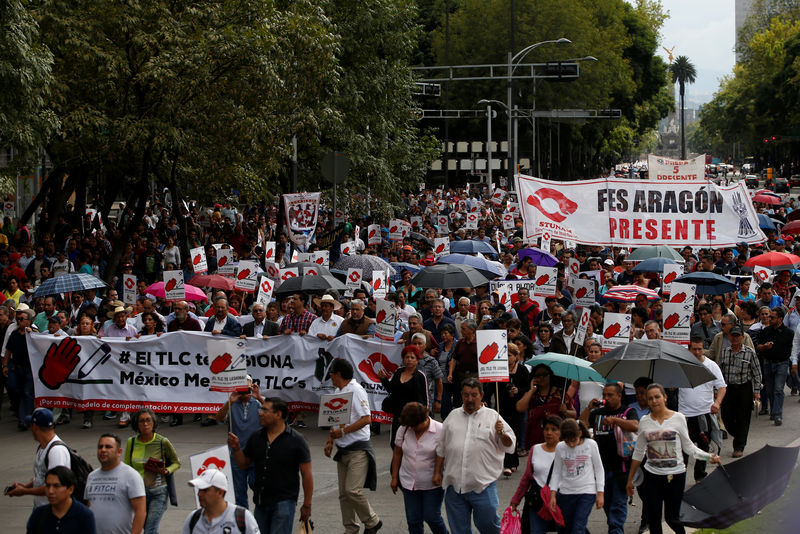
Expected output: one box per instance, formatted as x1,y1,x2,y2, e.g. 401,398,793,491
394,418,442,491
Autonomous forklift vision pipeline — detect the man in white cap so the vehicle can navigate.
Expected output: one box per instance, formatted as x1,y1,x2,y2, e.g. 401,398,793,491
308,295,341,341
183,469,259,534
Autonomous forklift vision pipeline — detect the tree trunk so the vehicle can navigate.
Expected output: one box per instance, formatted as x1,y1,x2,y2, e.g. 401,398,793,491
19,167,64,226
680,83,686,160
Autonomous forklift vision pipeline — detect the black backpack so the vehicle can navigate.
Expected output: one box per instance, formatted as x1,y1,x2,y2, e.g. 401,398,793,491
189,505,246,533
44,440,93,505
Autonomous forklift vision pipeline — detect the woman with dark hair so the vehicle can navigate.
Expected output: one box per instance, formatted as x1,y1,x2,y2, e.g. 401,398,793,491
137,311,164,337
390,402,447,534
510,256,533,278
517,364,573,448
124,407,180,534
491,343,530,474
510,414,563,534
378,345,429,446
626,384,721,534
532,324,553,355
475,300,494,330
438,323,457,419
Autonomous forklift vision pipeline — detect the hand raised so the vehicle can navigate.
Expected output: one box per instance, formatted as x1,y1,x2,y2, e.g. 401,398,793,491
39,337,81,389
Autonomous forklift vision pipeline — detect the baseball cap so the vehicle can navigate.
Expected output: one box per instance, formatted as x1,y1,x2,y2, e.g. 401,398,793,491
24,407,54,428
188,469,228,492
730,325,744,336
47,315,61,324
604,259,614,266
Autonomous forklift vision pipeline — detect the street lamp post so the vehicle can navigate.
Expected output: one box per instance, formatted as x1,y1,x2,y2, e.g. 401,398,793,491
508,38,570,185
486,104,493,186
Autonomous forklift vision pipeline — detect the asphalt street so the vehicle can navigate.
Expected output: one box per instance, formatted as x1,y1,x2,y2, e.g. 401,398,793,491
1,389,799,534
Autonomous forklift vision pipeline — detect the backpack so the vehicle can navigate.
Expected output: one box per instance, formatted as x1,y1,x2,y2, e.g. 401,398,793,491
614,408,637,470
44,440,93,504
189,505,246,533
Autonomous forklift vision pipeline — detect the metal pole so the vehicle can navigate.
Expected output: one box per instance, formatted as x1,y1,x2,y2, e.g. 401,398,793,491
507,51,513,184
513,104,519,180
291,135,298,193
487,105,493,187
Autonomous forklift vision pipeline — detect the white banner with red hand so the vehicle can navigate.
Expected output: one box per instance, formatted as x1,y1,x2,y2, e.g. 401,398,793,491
477,329,509,383
283,192,321,246
515,174,765,247
662,302,693,346
207,338,249,392
234,260,259,292
216,248,234,275
190,247,208,274
28,332,403,422
163,270,185,301
602,313,631,352
374,299,397,342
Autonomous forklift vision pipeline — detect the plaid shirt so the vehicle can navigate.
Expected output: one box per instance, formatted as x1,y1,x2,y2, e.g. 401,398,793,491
279,310,318,334
719,344,762,395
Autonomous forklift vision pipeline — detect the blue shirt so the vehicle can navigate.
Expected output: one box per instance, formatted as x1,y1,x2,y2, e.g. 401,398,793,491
230,397,263,450
27,499,96,534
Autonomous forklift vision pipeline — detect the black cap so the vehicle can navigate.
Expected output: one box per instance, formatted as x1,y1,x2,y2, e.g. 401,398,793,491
730,325,744,336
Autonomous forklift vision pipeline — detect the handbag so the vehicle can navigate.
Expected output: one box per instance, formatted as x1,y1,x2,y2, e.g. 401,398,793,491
523,460,554,511
537,461,565,527
500,507,522,534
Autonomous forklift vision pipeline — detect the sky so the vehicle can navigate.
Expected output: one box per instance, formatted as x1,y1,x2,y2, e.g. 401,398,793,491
651,0,737,108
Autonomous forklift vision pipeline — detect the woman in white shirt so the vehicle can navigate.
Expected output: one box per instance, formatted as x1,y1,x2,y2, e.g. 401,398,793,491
626,383,721,534
548,419,605,534
162,237,181,269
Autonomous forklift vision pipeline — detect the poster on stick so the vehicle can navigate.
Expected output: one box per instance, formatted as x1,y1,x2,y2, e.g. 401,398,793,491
476,329,509,383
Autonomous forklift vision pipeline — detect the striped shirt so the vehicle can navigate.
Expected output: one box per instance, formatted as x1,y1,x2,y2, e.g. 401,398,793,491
718,344,762,395
279,310,317,334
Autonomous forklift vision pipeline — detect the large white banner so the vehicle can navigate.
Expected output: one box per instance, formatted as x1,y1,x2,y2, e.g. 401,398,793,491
515,175,765,247
647,154,706,181
283,192,321,246
28,332,402,423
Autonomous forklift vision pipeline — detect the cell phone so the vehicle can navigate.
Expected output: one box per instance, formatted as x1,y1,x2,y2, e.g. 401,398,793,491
4,485,14,495
592,400,604,407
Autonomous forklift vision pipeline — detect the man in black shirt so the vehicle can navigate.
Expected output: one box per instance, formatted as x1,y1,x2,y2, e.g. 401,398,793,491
228,397,313,534
580,383,639,534
756,306,794,426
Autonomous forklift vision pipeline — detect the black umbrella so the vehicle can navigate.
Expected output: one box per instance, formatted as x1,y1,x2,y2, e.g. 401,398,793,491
591,339,716,388
284,262,333,276
449,240,497,255
679,445,800,529
409,232,434,247
626,245,684,262
274,274,347,296
410,264,491,289
672,272,737,295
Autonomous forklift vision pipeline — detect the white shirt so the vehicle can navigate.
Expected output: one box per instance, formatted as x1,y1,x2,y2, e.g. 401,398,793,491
550,439,605,495
34,435,71,508
436,406,515,493
85,463,146,534
632,412,712,475
334,379,371,447
678,358,726,417
307,315,340,339
181,503,260,534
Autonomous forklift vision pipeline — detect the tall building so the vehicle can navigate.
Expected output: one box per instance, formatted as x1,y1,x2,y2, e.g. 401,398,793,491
735,0,755,61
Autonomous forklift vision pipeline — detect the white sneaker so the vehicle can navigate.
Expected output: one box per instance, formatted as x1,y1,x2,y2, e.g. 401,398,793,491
119,412,131,422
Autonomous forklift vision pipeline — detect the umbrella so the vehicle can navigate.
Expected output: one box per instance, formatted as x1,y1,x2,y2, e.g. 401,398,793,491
187,274,236,291
526,353,606,383
273,274,347,296
333,254,395,281
284,262,333,276
145,281,208,301
409,232,434,247
410,263,491,289
517,247,559,267
436,253,506,279
632,257,678,273
626,246,684,262
780,220,800,235
757,213,776,230
786,209,800,223
754,189,781,199
602,285,661,302
449,240,497,255
388,262,422,281
671,272,737,295
752,193,781,205
591,339,716,388
679,445,800,529
33,273,108,298
744,251,800,271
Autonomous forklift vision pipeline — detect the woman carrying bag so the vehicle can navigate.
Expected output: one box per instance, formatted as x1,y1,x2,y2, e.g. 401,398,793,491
626,383,721,534
390,402,447,534
510,415,563,534
378,345,429,446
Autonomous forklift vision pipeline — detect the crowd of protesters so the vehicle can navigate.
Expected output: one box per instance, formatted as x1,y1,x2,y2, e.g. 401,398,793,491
2,181,799,533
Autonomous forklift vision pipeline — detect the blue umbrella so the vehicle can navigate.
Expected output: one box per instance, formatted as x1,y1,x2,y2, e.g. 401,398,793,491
33,273,108,298
632,257,678,273
449,240,497,255
672,272,737,295
435,254,506,279
517,247,559,267
389,262,422,281
758,213,776,230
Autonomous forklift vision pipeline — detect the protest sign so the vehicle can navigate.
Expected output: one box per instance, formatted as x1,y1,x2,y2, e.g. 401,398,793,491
516,174,765,247
163,270,185,301
283,192,321,246
207,338,249,393
255,277,274,307
662,302,693,345
502,212,515,230
190,247,208,274
340,241,356,256
122,274,137,306
189,446,235,507
367,224,382,246
217,249,234,275
574,307,591,347
490,188,507,205
434,237,450,259
372,270,387,299
539,231,552,254
668,282,696,305
279,267,299,282
318,392,353,428
263,241,276,263
476,329,509,383
374,299,397,342
533,266,558,297
661,264,684,294
346,268,363,293
309,250,330,267
465,212,479,230
263,262,280,281
573,278,596,308
234,260,258,292
410,216,422,229
647,154,706,181
602,313,631,352
437,215,449,233
753,265,773,286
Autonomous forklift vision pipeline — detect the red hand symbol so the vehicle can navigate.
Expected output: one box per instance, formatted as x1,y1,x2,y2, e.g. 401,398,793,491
576,287,587,299
663,272,677,284
266,249,273,258
237,268,251,280
218,256,228,266
376,310,387,324
165,278,178,292
39,338,81,390
390,226,398,233
436,243,445,253
671,292,686,303
315,257,324,264
664,313,680,330
193,254,201,265
604,323,621,339
210,353,233,374
369,229,376,238
536,274,550,286
480,342,499,364
342,247,350,254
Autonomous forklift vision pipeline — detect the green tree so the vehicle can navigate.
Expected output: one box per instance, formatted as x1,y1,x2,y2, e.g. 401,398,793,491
670,55,696,159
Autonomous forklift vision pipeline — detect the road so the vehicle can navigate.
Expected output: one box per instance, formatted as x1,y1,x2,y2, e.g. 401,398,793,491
1,389,799,534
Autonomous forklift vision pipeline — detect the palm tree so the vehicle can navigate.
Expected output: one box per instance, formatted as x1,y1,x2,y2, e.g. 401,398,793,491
670,55,697,160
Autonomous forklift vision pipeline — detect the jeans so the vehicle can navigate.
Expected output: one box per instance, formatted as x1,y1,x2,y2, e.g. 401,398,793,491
144,485,169,534
7,366,34,423
254,499,296,534
441,382,455,420
528,509,550,534
230,455,255,508
603,471,628,534
763,360,790,417
444,481,500,534
402,487,447,534
556,493,595,534
640,470,686,534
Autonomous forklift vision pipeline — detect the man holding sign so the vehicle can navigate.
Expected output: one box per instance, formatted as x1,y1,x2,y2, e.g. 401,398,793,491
228,398,313,534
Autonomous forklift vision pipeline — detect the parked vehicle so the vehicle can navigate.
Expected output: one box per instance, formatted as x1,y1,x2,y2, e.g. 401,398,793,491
745,175,759,188
789,175,800,188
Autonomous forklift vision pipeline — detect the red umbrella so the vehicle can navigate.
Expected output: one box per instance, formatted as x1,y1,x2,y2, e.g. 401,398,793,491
781,220,800,235
187,274,235,291
787,209,800,223
603,285,660,303
744,251,800,270
752,194,781,205
145,281,208,301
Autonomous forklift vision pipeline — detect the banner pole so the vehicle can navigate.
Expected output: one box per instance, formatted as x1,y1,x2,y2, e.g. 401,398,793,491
228,398,232,434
